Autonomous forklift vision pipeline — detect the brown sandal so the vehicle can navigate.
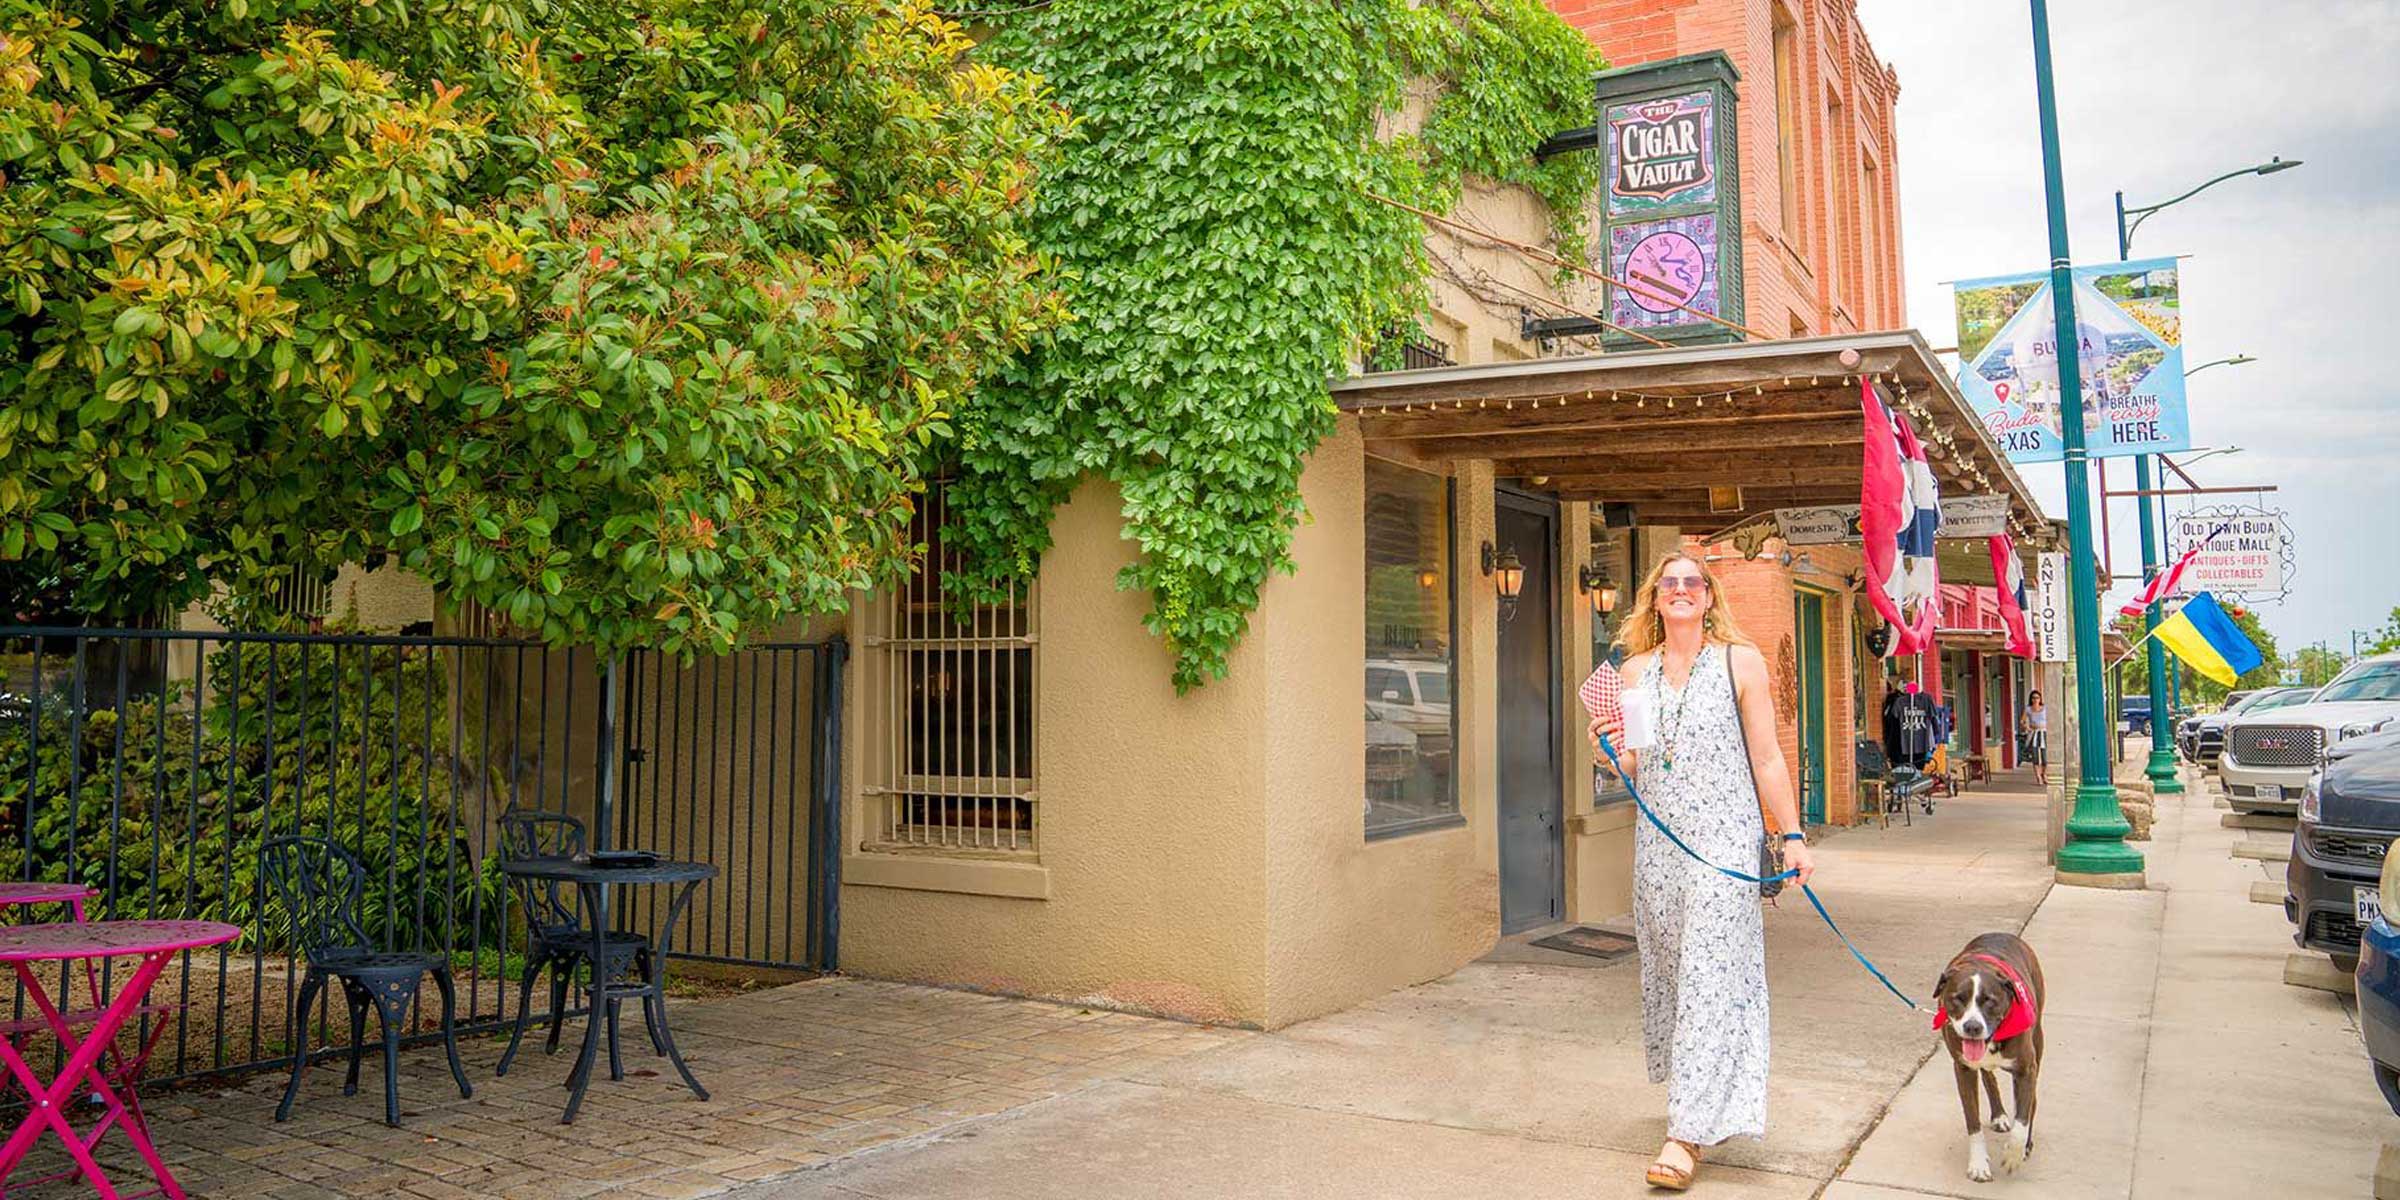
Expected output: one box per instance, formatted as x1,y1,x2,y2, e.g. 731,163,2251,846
1646,1139,1701,1191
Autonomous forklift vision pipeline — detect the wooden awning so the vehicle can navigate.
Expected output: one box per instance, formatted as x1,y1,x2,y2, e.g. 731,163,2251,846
1331,331,2052,545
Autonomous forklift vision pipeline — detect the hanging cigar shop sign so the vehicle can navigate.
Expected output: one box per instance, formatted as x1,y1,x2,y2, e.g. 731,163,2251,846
1593,52,1744,351
1607,92,1716,211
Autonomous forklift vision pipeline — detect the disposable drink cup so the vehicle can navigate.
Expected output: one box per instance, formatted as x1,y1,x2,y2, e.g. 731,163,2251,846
1620,689,1656,750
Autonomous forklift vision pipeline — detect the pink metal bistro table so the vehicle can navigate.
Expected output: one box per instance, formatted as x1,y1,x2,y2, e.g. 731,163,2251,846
0,920,239,1199
0,883,96,922
0,883,181,1121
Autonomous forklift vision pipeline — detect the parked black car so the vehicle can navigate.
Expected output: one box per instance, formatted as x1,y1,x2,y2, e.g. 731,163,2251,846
2286,729,2400,971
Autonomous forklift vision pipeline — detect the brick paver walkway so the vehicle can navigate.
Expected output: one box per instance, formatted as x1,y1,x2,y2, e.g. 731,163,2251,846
16,977,1243,1199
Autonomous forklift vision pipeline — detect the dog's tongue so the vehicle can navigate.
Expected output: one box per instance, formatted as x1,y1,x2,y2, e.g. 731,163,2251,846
1960,1037,1989,1065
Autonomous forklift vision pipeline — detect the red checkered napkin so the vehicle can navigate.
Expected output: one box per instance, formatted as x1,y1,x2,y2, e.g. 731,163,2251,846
1578,661,1623,726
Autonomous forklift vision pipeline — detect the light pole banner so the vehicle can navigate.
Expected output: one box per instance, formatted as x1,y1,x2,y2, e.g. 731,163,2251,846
2034,551,2070,662
1951,257,2193,462
2168,511,2288,598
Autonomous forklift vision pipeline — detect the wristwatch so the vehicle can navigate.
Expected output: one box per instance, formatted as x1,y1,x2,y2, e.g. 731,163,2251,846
1782,832,1807,843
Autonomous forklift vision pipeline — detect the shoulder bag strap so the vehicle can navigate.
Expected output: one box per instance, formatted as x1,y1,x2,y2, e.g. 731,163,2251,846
1722,645,1778,837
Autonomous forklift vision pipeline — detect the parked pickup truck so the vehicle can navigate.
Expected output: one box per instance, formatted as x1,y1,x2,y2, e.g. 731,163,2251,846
2226,654,2400,816
2181,687,2313,769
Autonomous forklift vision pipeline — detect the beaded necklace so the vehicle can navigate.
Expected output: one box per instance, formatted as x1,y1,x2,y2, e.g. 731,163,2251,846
1654,644,1706,775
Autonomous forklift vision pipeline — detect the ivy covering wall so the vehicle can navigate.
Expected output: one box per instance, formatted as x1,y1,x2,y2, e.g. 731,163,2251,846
946,0,1604,690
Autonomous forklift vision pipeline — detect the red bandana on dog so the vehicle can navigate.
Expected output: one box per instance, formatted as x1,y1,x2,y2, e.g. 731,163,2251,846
1931,954,2037,1042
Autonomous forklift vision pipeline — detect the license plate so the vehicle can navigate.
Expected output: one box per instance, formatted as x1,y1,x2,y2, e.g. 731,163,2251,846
2360,888,2383,927
2258,784,2285,802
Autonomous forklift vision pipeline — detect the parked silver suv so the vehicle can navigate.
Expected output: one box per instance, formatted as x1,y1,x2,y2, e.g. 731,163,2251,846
2222,654,2400,815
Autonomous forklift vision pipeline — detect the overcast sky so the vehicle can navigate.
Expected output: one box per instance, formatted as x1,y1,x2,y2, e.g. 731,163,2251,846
1856,0,2400,660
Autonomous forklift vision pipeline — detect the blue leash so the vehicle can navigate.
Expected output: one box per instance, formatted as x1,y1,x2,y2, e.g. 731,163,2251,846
1597,734,1932,1015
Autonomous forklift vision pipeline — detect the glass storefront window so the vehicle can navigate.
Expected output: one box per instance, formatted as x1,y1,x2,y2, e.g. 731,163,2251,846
1365,458,1458,836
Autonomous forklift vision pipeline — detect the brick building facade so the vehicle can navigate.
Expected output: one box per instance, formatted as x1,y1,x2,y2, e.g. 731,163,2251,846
1552,0,1905,339
1705,544,1868,825
1550,0,1922,827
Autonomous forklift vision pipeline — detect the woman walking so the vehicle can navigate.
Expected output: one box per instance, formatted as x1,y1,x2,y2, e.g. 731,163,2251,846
1589,554,1813,1191
2022,689,2050,786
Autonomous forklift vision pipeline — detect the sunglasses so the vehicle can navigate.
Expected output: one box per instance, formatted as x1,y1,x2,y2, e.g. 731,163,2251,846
1657,575,1710,594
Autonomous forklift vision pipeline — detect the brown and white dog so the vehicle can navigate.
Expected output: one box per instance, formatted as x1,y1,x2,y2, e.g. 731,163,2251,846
1933,932,2044,1182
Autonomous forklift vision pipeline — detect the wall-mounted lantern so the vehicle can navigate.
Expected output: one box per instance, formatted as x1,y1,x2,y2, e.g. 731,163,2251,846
1578,562,1619,615
1483,541,1526,622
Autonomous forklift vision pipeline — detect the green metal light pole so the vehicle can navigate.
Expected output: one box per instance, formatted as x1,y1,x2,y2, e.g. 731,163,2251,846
2029,0,2143,883
2120,359,2253,790
2114,154,2294,796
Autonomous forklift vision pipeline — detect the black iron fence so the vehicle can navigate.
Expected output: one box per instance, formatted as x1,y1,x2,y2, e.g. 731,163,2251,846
0,625,844,1085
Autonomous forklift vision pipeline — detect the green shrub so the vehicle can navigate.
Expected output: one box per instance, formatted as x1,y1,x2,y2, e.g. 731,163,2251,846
0,637,506,955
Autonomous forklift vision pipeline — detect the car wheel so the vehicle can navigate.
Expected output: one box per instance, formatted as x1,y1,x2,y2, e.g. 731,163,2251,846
2377,1063,2400,1117
2334,953,2360,974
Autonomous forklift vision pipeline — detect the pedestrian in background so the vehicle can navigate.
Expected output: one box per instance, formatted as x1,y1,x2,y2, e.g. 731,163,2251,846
2022,690,2050,786
1588,553,1813,1191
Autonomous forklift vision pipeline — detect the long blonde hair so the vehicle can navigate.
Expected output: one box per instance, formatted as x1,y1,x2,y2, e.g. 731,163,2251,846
1612,553,1753,656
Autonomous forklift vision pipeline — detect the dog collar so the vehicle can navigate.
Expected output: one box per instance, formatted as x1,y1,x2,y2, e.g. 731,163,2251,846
1930,953,2037,1041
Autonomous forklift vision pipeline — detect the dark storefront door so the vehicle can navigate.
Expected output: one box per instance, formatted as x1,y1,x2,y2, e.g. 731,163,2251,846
1496,492,1562,934
1794,590,1829,825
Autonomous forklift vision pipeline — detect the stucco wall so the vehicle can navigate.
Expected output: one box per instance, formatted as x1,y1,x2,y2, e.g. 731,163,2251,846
837,477,1272,1027
1260,427,1499,1028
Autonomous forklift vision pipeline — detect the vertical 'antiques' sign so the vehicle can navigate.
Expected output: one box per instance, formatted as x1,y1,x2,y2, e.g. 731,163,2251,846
2034,551,2069,662
1593,52,1743,351
1950,258,2193,462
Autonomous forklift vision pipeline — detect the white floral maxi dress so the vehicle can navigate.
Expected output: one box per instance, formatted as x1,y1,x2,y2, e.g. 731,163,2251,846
1632,644,1769,1146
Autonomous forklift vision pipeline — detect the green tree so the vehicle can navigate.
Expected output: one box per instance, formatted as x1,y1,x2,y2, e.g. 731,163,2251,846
2368,605,2400,656
2290,644,2346,688
0,0,1066,653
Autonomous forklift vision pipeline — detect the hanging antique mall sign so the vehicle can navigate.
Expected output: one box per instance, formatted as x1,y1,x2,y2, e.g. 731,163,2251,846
2168,508,2290,600
1594,52,1743,350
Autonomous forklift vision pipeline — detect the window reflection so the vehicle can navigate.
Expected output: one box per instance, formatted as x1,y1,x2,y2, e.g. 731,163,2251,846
1365,459,1457,834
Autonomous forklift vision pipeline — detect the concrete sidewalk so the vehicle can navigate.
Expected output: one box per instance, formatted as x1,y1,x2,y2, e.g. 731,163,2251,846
742,779,2060,1199
1830,762,2388,1199
737,763,2393,1199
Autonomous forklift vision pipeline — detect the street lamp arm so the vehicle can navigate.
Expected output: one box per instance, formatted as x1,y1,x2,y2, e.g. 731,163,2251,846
2124,166,2265,218
2121,159,2301,249
2183,354,2255,378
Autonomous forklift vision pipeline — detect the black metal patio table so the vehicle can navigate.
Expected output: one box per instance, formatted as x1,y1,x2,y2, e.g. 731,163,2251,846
498,856,717,1124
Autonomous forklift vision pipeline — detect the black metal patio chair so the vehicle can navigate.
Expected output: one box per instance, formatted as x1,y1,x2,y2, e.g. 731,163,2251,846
261,836,473,1127
1854,739,1934,830
494,809,661,1080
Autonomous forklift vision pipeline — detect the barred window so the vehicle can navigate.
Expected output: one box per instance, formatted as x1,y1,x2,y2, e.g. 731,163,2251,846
860,483,1039,856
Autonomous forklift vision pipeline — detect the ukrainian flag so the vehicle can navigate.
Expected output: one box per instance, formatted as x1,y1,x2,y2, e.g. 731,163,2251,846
2153,592,2264,687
